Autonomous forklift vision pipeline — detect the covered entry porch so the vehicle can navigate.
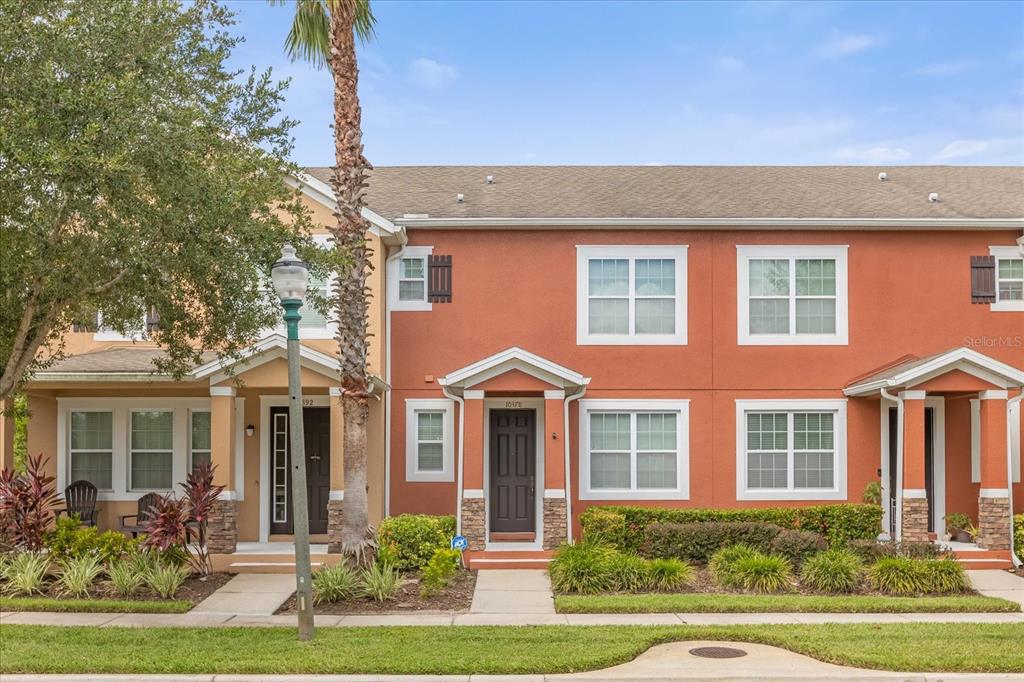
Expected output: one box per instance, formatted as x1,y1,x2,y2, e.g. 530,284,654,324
846,347,1023,560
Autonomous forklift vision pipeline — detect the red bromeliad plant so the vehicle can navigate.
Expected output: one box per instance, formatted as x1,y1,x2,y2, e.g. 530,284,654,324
0,454,61,551
142,463,223,577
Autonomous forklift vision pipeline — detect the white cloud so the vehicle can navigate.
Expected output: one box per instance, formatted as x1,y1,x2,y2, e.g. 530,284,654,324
815,33,881,59
933,139,990,160
909,60,975,77
835,145,911,163
716,55,746,72
408,58,458,89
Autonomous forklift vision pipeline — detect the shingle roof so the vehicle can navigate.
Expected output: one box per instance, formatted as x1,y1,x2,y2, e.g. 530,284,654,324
304,166,1024,221
41,348,216,375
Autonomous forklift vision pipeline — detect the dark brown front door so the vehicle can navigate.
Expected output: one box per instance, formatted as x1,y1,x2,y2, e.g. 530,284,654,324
489,409,536,533
269,407,331,535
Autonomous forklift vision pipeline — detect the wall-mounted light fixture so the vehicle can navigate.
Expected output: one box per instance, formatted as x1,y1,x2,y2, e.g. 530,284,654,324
245,424,255,437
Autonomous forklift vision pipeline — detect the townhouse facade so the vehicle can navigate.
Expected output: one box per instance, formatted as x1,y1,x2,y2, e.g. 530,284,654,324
3,165,1023,566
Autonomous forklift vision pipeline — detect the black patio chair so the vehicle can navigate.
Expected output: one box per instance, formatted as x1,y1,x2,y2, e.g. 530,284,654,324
56,480,99,527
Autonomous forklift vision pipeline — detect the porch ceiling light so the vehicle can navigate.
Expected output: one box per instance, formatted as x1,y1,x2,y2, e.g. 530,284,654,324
271,244,309,303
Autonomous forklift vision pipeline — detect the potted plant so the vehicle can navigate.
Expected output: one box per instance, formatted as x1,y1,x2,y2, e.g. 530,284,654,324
946,513,973,542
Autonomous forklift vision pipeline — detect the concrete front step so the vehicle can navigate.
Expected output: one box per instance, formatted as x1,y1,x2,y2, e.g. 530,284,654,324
465,549,554,570
952,549,1013,571
212,553,343,574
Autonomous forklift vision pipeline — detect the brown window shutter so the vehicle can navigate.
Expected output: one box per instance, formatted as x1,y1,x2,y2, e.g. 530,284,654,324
970,256,996,303
427,255,452,303
145,306,161,332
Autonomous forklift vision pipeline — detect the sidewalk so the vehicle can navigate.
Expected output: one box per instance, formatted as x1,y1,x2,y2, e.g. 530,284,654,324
2,640,1022,681
967,569,1024,609
470,570,555,614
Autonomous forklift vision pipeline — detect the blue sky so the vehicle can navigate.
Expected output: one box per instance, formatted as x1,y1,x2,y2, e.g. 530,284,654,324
225,0,1024,167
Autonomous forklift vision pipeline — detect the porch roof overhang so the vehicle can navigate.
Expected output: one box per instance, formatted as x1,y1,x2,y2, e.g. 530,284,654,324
844,347,1024,397
437,346,590,394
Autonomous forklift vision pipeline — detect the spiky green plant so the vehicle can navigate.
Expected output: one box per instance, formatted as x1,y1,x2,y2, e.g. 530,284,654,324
2,552,49,596
646,558,694,591
920,558,968,594
708,544,758,588
360,561,400,602
146,563,189,599
56,555,103,598
313,562,360,604
869,556,926,595
733,553,792,593
800,549,863,593
106,558,147,597
548,542,617,594
606,552,652,592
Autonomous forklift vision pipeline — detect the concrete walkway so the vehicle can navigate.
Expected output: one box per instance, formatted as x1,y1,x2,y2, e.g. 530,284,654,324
2,640,1021,681
967,569,1024,609
191,574,297,616
470,570,555,614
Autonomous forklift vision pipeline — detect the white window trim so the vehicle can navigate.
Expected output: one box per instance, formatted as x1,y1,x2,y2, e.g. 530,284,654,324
736,245,849,345
93,310,146,342
389,246,434,312
576,245,688,346
989,245,1024,312
735,399,848,501
57,397,209,501
260,233,338,339
405,398,454,482
578,399,690,500
67,408,116,492
128,409,176,492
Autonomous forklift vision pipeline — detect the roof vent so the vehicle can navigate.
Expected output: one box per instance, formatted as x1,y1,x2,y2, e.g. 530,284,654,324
456,193,465,203
928,192,939,203
878,172,887,181
485,175,494,184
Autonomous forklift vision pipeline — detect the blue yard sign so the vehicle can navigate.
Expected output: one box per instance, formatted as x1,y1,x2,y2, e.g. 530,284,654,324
451,535,468,551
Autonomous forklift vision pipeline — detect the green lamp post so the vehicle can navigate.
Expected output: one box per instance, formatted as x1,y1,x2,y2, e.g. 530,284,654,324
270,243,315,641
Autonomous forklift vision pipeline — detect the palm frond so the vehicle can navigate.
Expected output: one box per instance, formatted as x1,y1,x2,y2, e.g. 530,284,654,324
348,0,377,44
269,0,376,68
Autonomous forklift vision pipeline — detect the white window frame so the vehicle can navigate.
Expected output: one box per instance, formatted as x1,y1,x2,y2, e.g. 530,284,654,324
405,398,454,482
57,397,208,501
989,245,1024,312
259,233,337,339
389,245,434,312
576,245,688,346
93,310,146,341
736,245,849,345
68,409,115,492
735,399,848,501
188,409,212,473
578,399,690,500
128,409,175,492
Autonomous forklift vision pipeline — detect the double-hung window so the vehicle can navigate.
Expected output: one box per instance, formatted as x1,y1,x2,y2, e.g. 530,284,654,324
69,411,114,490
391,246,434,311
405,399,454,481
130,410,174,491
735,399,847,500
189,410,212,472
990,246,1024,312
737,246,848,345
576,246,687,345
579,399,690,500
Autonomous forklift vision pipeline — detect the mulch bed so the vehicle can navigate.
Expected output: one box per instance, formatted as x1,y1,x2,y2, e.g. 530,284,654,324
33,571,233,606
277,570,476,615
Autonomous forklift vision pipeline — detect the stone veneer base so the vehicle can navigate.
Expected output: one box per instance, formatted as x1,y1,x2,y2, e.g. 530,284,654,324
977,496,1011,551
326,500,345,554
208,499,238,554
460,497,486,551
542,498,568,549
901,496,930,543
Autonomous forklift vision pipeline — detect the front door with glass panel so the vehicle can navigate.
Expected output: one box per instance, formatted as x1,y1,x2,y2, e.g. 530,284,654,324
269,407,331,535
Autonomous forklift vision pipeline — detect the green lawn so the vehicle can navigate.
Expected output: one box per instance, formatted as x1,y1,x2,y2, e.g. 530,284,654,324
555,593,1021,614
1,623,1022,674
0,596,191,614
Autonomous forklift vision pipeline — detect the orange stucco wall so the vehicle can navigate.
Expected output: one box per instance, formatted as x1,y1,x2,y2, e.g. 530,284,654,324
387,228,1024,528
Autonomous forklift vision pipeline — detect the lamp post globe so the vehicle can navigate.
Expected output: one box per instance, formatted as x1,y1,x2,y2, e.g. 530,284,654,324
271,243,315,641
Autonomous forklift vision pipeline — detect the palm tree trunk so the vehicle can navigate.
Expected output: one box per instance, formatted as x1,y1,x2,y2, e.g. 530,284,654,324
328,0,374,560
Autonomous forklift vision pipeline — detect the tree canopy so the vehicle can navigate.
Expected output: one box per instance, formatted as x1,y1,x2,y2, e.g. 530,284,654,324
0,0,339,399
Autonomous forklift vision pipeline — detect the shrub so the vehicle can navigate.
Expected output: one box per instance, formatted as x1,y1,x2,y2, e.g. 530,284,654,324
606,552,652,592
376,514,456,572
313,563,360,604
179,462,225,577
733,553,792,593
56,555,103,597
2,551,49,596
579,508,627,548
0,455,61,551
45,516,136,563
582,504,882,553
918,558,968,594
420,548,461,598
868,557,925,595
642,521,782,563
548,542,617,594
768,529,827,567
361,562,401,602
106,559,147,597
946,512,971,531
1015,514,1023,558
646,558,694,591
800,548,862,593
146,563,189,599
708,544,758,588
848,539,948,563
861,481,882,505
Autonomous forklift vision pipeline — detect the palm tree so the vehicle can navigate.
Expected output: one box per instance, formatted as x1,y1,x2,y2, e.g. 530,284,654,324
273,0,376,561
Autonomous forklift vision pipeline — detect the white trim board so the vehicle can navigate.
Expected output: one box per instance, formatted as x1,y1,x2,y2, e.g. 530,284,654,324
439,346,589,390
404,398,456,482
880,397,947,538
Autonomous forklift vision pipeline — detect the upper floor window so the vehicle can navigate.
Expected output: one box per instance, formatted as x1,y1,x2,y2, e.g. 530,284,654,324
989,246,1024,312
737,245,849,345
735,399,847,501
576,245,687,345
390,246,434,312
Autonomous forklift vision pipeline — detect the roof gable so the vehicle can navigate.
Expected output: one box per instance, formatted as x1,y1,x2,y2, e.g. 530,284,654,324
438,346,589,392
845,347,1024,396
